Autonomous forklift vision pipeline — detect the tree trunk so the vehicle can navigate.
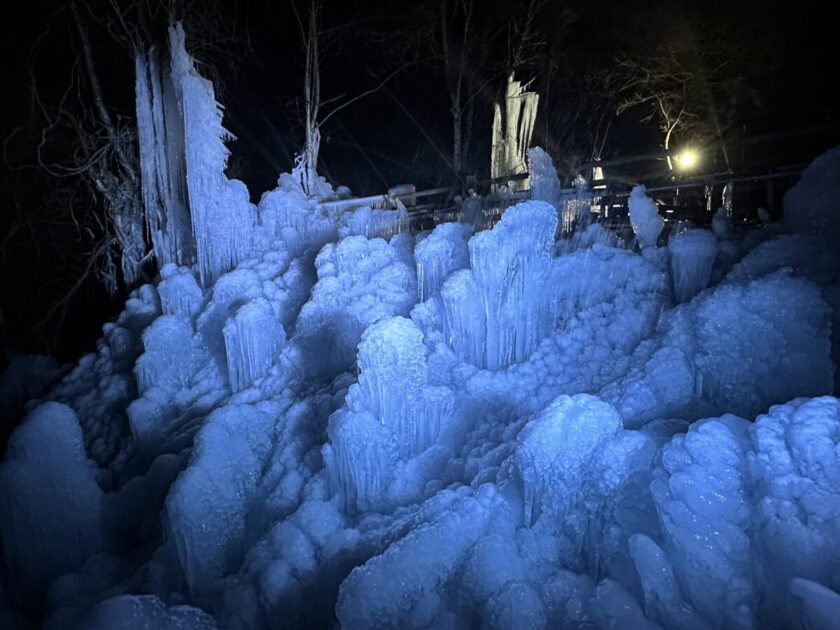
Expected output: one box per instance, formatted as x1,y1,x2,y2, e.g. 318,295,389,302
452,90,462,176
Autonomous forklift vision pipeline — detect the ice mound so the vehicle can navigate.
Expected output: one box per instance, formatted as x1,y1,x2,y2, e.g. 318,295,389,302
430,201,560,370
0,403,104,604
325,316,456,513
414,222,470,301
293,233,417,379
784,145,840,239
81,595,218,629
603,270,833,426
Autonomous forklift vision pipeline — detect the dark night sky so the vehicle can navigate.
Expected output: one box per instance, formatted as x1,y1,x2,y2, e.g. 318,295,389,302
0,0,837,363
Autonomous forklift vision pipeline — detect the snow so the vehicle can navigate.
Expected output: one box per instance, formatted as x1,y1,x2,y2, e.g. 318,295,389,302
4,27,840,630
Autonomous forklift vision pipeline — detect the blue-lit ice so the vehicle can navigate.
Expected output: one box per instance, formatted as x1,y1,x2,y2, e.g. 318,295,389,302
2,30,839,630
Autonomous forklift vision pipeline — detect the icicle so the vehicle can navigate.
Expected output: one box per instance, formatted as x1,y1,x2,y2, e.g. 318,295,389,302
325,317,455,513
134,315,194,394
438,201,558,370
414,222,469,301
223,298,285,392
669,229,718,303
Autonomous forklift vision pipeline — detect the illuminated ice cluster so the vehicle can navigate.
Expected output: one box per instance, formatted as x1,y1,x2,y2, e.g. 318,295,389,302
2,29,840,630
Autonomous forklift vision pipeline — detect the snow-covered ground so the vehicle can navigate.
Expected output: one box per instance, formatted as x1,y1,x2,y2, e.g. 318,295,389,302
2,29,840,630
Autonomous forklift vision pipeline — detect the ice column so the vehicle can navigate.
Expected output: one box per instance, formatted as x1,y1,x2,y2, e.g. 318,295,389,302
172,24,257,286
223,298,285,391
414,222,469,301
325,317,454,512
669,228,718,303
439,201,558,370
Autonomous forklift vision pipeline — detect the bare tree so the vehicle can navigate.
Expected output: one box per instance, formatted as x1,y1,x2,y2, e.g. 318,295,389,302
2,0,246,353
612,38,746,172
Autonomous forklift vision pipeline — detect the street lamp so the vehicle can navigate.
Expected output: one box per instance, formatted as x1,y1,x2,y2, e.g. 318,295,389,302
674,148,699,172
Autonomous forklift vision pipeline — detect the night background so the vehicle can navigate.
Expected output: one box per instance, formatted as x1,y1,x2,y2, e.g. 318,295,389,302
1,1,840,628
2,0,836,366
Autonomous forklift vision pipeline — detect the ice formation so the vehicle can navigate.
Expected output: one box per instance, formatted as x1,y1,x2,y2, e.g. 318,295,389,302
413,222,470,301
433,201,560,370
668,228,718,302
3,27,840,630
628,185,664,248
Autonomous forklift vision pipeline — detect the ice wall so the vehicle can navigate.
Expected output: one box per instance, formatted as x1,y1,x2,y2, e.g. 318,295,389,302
6,78,840,630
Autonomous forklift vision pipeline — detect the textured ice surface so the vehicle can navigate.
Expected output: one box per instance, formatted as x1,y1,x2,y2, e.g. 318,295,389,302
5,57,840,629
602,270,833,426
